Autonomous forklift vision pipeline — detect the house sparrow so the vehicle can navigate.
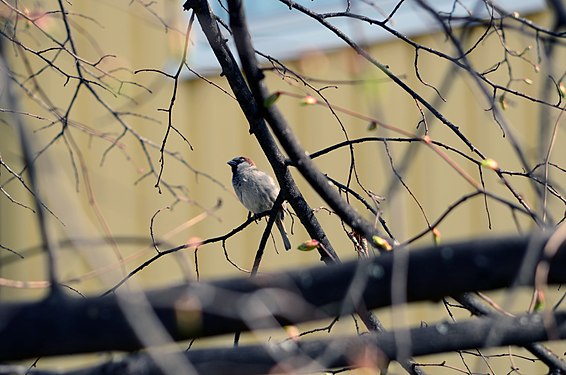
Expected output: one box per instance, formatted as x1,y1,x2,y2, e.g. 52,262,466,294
227,156,292,251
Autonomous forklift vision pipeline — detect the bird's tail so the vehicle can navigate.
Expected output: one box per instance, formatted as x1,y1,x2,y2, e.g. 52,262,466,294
275,218,292,251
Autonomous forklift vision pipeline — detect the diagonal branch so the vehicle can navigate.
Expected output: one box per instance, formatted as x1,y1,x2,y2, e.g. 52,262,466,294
224,0,385,249
182,0,338,264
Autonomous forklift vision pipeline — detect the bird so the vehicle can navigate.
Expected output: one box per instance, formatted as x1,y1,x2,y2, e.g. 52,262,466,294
227,156,292,251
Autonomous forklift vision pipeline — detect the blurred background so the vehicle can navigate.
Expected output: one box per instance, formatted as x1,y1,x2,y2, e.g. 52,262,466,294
1,0,565,373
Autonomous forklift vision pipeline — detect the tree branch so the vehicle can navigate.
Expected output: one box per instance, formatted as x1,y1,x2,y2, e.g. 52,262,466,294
224,0,386,248
1,235,564,361
182,0,338,264
7,310,566,375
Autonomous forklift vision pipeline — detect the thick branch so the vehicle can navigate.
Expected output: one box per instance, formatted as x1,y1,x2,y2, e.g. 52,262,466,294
454,293,566,372
182,0,338,264
7,311,566,375
0,235,565,361
225,0,385,248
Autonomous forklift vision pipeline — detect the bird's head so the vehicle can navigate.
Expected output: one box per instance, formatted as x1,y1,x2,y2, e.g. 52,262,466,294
227,156,255,171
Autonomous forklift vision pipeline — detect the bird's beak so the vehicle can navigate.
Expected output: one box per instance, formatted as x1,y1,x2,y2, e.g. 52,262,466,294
227,160,237,167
